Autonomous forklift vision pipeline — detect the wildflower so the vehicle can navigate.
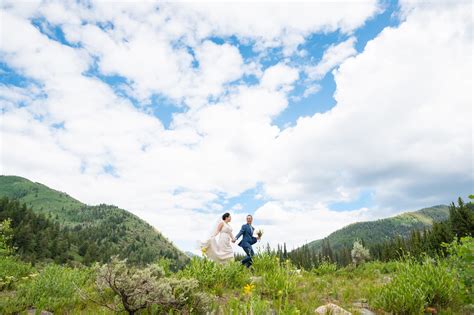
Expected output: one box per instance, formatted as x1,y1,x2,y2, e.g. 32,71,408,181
277,290,283,296
243,283,255,295
201,246,207,256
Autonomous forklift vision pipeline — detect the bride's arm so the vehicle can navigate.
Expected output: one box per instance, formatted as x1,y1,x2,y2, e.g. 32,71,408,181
213,222,224,237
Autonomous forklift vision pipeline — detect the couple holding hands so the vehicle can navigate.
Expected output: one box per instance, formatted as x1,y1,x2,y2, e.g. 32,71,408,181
201,213,262,267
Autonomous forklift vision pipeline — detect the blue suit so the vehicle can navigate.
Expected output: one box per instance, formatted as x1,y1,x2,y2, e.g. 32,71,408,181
235,224,257,267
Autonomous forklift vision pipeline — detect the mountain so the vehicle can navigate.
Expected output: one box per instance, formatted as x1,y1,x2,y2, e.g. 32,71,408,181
301,205,450,253
0,175,188,267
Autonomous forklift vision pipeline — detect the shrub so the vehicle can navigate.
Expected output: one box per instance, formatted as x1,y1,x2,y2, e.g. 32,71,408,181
351,240,371,267
443,236,474,304
93,256,214,314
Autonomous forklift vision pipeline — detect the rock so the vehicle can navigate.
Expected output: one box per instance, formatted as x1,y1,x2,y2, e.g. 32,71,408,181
382,276,392,283
352,299,375,315
356,308,376,315
27,310,53,315
250,276,262,283
353,301,369,308
315,303,352,315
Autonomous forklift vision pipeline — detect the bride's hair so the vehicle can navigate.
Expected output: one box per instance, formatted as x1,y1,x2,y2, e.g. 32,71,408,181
222,212,230,220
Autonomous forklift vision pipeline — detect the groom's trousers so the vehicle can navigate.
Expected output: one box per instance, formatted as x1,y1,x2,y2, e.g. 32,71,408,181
241,245,254,268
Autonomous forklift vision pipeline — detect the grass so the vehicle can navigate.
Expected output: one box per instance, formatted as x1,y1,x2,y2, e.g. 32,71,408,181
0,255,462,314
0,238,471,314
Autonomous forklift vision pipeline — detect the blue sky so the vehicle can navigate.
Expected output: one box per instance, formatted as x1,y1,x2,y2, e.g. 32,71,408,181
1,0,472,252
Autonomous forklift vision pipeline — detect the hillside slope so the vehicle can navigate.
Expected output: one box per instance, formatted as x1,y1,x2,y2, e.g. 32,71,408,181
303,205,450,252
0,175,188,266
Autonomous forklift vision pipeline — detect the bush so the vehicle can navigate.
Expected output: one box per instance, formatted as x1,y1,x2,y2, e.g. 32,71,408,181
93,256,215,314
372,257,461,314
443,236,474,304
351,240,371,266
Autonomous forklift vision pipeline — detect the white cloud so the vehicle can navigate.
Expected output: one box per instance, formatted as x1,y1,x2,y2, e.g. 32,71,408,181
163,1,381,52
306,36,357,80
260,63,299,92
262,0,473,213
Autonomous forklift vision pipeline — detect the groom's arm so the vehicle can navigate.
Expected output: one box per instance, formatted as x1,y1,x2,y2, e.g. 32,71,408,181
234,225,245,240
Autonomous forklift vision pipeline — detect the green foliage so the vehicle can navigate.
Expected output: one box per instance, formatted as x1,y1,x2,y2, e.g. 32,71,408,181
16,264,92,312
0,256,33,290
224,295,273,315
449,198,474,238
0,176,83,217
0,218,15,257
372,257,461,314
312,260,337,276
0,251,469,314
252,254,298,305
443,236,474,303
0,198,79,264
179,257,250,294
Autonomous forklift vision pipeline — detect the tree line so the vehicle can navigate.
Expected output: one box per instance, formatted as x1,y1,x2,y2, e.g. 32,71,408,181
273,197,474,269
0,197,185,267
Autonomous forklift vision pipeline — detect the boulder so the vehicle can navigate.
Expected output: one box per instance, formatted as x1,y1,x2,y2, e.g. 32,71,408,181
315,303,352,315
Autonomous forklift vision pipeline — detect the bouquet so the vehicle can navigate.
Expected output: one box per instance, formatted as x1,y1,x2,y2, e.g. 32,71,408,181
256,229,264,239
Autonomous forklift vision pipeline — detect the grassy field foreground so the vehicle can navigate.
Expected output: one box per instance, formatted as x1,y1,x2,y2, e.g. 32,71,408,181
0,237,473,314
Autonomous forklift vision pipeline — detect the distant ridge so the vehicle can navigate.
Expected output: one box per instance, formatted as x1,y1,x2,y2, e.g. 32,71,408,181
299,204,450,252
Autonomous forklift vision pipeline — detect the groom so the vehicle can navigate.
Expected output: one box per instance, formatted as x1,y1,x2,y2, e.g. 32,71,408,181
233,214,259,268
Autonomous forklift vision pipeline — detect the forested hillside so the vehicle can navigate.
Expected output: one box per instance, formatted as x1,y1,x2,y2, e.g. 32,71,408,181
305,205,449,253
0,176,188,266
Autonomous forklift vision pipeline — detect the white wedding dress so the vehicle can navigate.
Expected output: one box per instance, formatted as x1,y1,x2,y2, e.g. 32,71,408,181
202,221,234,263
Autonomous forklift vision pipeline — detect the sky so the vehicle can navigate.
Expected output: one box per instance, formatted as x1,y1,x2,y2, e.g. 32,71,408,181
1,0,472,254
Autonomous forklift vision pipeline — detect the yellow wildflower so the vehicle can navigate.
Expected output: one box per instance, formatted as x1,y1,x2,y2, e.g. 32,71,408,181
243,283,255,295
201,246,207,256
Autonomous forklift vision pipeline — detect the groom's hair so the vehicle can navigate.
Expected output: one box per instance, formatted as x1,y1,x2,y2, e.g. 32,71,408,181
246,214,252,218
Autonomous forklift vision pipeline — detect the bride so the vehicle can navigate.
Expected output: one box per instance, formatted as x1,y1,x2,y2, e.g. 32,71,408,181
201,212,235,263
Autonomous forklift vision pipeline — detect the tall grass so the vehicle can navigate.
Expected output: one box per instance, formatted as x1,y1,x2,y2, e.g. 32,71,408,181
178,257,250,295
371,256,461,314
